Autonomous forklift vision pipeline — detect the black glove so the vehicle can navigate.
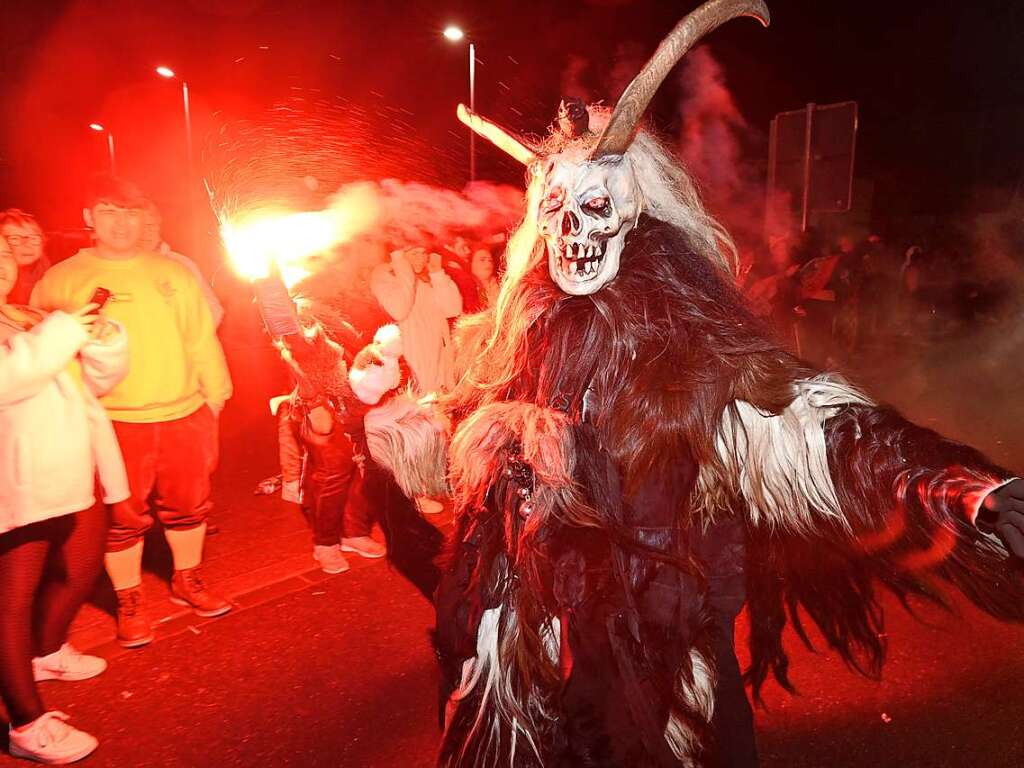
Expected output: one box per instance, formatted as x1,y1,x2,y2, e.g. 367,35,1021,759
976,478,1024,558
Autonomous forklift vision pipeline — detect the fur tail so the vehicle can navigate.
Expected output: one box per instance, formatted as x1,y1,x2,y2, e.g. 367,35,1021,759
364,392,449,498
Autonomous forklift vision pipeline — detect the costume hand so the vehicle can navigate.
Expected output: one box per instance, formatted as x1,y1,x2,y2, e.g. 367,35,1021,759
976,478,1024,558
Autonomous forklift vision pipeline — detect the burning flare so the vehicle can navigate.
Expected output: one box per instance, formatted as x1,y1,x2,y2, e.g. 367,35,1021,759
221,185,380,287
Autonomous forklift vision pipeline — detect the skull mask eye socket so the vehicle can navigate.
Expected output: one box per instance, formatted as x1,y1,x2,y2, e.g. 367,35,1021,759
583,196,611,217
542,186,565,214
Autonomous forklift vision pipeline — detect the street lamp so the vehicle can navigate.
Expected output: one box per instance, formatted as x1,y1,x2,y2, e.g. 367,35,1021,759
89,123,116,174
156,65,200,257
154,65,193,171
443,25,476,182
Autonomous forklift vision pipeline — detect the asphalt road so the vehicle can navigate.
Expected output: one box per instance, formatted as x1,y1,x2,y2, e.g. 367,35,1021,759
3,315,1020,767
7,549,1024,768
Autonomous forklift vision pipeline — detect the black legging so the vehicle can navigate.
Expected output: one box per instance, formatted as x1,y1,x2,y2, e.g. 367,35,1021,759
0,504,107,726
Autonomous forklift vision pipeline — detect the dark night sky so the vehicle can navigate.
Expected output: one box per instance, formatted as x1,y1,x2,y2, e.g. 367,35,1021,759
2,0,1023,238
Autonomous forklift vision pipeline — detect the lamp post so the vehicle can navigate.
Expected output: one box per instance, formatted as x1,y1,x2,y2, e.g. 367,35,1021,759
155,66,194,172
89,123,116,174
156,65,200,258
443,26,476,182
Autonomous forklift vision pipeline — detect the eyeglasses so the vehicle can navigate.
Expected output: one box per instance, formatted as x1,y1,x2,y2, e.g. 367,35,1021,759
5,235,43,246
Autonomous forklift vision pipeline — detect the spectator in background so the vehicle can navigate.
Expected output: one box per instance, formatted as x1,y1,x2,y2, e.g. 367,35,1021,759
371,245,461,516
440,250,481,315
1,237,129,764
0,209,51,306
470,247,500,307
140,201,224,327
370,245,462,396
32,175,233,648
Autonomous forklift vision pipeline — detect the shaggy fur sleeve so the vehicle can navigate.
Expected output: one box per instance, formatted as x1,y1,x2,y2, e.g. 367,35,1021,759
825,404,1014,535
745,403,1024,700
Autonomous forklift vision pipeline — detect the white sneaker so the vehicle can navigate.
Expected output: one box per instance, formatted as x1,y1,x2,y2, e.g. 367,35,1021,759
313,544,350,575
415,496,444,515
8,711,98,764
32,644,107,683
341,536,387,559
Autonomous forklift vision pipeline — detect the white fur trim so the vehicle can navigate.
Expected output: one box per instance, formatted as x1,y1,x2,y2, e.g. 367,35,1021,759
363,393,448,497
665,649,716,766
349,360,400,405
707,373,873,533
373,323,403,359
447,605,545,767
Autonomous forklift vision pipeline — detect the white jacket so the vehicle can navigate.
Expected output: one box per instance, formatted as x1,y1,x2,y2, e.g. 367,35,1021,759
0,310,130,535
370,260,462,395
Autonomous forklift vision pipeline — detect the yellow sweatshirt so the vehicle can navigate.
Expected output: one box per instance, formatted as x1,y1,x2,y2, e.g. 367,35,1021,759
31,248,232,423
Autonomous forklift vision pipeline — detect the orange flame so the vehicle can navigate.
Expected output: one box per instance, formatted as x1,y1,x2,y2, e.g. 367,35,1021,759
221,185,380,288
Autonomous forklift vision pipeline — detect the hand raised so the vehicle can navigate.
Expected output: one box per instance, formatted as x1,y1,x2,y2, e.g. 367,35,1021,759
977,478,1024,558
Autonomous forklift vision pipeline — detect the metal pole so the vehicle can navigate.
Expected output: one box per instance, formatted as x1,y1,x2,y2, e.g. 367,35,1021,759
800,102,815,233
469,42,476,183
107,133,116,174
183,82,194,171
182,81,201,260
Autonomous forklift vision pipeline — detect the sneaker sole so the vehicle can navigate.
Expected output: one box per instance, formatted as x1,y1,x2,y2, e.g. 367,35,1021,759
168,596,233,618
340,545,387,559
9,738,98,764
313,556,351,575
118,634,155,649
34,665,107,683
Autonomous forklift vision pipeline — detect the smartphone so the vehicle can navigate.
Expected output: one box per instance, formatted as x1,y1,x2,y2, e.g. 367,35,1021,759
88,287,112,314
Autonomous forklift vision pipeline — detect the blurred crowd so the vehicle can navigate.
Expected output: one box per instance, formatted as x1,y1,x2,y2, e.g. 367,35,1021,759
743,224,1024,370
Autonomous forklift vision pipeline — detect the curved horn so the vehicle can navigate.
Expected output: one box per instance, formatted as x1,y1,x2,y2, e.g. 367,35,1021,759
457,104,540,166
592,0,770,158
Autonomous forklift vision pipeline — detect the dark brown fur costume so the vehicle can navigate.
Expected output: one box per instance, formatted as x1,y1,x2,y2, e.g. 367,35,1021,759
436,216,1024,767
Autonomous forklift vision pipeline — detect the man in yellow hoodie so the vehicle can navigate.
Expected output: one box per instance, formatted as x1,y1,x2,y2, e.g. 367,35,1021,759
32,175,233,648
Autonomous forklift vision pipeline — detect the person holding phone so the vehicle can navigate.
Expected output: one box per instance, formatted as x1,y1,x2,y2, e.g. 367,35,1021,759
1,236,129,763
31,175,233,648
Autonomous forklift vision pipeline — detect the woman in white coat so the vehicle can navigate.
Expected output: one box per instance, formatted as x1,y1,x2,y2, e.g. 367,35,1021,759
0,240,130,764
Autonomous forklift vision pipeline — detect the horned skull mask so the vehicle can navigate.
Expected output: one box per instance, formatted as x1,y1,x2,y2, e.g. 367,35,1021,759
537,150,642,295
457,0,770,296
